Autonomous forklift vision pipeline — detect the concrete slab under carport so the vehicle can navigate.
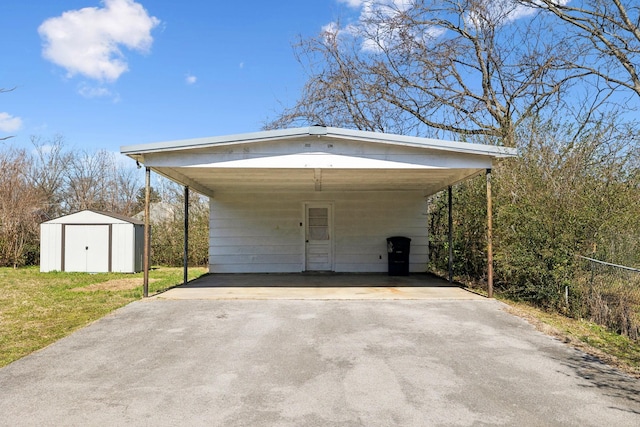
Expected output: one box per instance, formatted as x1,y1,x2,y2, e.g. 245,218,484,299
156,272,485,300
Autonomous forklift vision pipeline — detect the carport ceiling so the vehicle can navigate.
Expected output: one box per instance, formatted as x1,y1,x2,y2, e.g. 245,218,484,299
121,126,517,197
160,166,482,194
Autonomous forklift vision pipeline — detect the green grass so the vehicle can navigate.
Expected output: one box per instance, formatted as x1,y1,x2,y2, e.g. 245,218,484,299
0,266,207,368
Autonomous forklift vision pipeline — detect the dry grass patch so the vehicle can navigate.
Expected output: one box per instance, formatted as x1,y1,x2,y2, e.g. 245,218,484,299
72,278,159,292
503,300,640,378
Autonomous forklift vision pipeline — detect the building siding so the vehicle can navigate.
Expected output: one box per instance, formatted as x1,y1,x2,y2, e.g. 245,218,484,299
40,223,62,272
111,223,133,273
209,191,428,273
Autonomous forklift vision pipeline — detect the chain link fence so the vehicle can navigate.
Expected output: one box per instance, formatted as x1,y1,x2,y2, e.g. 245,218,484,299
574,256,640,340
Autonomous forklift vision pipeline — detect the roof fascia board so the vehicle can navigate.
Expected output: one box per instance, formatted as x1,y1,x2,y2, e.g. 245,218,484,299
322,127,517,158
121,127,320,155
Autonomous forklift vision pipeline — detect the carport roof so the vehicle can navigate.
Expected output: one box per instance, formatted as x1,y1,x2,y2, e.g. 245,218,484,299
122,126,515,157
120,126,517,197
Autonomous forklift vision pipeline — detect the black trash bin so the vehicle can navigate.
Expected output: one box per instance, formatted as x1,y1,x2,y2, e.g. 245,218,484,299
387,236,411,276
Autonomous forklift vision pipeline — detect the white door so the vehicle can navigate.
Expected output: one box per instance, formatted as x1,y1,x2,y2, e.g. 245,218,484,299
64,225,110,272
305,204,333,271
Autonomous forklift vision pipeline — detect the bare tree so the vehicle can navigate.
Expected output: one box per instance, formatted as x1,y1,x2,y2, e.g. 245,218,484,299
27,135,72,219
269,0,577,146
0,148,41,267
61,148,142,215
115,166,143,216
517,0,640,98
62,150,114,213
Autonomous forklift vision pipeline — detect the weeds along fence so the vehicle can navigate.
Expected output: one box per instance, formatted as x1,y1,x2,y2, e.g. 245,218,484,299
574,256,640,340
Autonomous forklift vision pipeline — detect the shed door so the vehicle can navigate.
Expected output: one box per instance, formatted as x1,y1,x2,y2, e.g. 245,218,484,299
64,225,110,273
305,204,333,271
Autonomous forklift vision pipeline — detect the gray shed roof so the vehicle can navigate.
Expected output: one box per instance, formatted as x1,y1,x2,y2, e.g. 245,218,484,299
44,210,144,225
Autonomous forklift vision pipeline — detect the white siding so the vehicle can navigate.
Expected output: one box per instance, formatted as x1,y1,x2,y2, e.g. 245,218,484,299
64,225,110,273
40,223,62,272
209,191,428,273
111,224,133,273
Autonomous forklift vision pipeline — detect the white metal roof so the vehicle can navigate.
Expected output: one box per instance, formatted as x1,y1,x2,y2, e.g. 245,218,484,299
121,126,516,158
43,210,144,225
120,126,517,197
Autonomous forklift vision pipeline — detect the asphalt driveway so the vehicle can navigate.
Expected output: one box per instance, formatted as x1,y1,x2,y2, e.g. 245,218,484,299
1,298,639,426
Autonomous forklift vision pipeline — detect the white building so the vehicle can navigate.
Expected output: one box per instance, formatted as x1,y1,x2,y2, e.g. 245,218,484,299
40,210,144,273
121,126,517,274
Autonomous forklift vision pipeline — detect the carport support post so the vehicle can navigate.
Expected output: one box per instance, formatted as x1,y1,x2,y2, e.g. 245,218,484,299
143,167,151,298
486,168,494,298
183,186,189,285
448,186,453,284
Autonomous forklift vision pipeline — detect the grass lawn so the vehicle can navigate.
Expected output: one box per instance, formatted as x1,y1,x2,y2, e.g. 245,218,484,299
0,266,207,368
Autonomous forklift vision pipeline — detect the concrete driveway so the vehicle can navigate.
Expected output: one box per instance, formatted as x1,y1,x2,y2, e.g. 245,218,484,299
1,297,639,426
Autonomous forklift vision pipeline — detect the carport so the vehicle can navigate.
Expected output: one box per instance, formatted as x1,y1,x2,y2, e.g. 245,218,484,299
120,126,517,297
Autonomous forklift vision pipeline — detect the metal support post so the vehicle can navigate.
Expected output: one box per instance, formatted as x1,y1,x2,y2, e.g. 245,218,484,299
448,186,453,284
183,186,189,286
143,167,151,298
486,168,494,298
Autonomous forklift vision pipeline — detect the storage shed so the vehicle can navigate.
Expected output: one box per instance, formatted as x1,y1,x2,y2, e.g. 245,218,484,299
40,210,144,273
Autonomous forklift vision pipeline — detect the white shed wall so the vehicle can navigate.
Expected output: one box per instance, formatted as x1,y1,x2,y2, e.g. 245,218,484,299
111,224,134,273
209,191,428,273
40,223,63,272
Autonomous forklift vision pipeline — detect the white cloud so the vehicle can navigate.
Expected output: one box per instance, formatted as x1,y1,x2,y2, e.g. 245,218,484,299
0,112,23,133
185,74,197,85
337,0,366,7
466,0,572,28
330,0,568,52
326,1,424,53
38,0,160,82
78,83,112,98
239,62,245,69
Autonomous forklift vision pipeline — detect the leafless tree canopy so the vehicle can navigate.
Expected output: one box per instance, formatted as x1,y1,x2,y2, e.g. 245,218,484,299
0,149,41,267
517,0,640,98
269,0,582,146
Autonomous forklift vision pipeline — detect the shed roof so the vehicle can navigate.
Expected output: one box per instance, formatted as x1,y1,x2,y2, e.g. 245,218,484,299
44,210,144,225
121,126,517,197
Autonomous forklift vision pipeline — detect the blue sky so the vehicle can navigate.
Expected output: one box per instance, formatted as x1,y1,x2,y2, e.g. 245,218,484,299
0,0,363,153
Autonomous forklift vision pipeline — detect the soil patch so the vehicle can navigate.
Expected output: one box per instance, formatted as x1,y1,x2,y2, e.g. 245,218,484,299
72,278,159,292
